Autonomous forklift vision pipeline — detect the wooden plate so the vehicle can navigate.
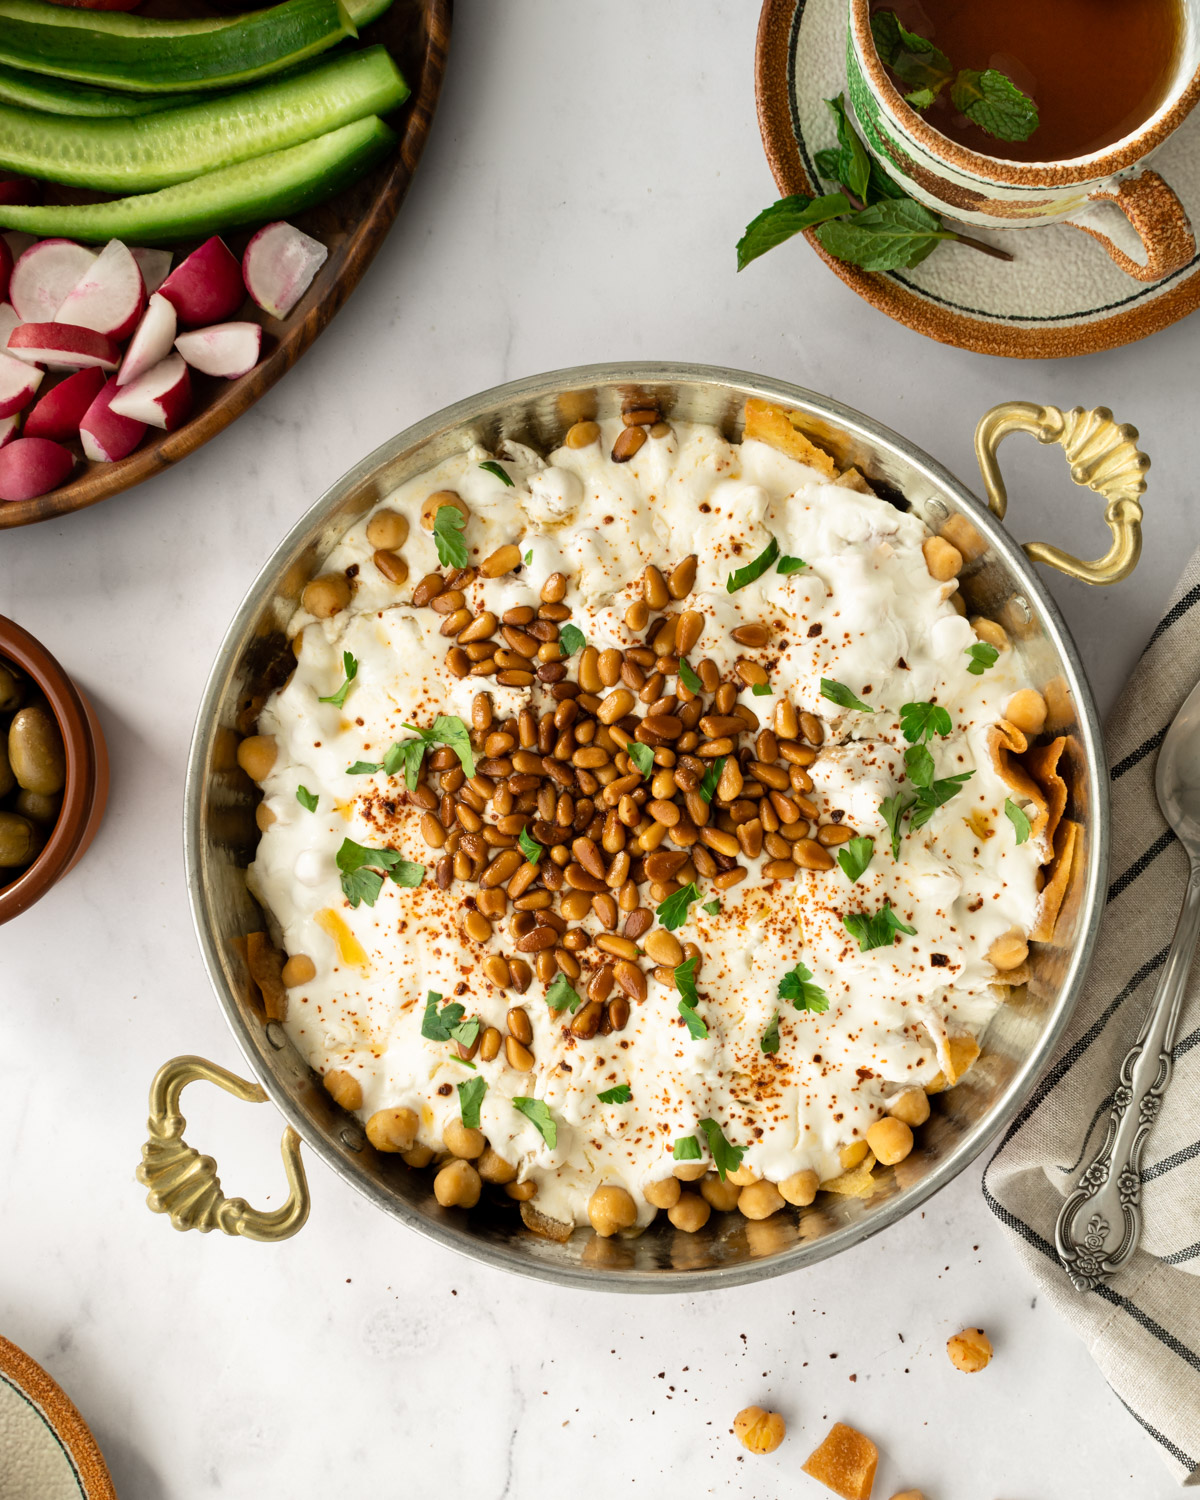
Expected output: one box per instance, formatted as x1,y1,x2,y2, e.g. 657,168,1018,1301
0,0,451,529
0,1335,116,1499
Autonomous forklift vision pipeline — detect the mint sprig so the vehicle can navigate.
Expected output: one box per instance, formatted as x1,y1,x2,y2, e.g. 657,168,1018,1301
318,650,357,708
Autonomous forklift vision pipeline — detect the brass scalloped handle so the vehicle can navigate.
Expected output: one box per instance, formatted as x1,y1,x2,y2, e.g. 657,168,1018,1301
974,402,1148,585
136,1055,310,1241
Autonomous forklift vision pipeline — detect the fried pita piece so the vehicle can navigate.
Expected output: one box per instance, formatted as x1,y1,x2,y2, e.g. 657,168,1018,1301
802,1421,880,1500
229,934,264,1012
822,1152,878,1198
743,397,838,478
835,466,874,494
986,719,1051,841
926,1033,981,1094
994,960,1033,989
520,1200,573,1243
1024,736,1068,847
246,930,288,1021
1031,818,1079,943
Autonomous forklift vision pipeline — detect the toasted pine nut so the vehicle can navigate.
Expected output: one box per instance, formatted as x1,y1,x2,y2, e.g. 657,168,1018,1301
483,955,512,988
774,699,799,738
792,839,835,870
598,688,635,724
373,548,409,584
565,420,600,448
643,928,683,967
463,909,491,942
643,565,670,610
505,1035,535,1070
507,1005,533,1043
625,600,649,631
479,1026,502,1061
676,609,704,654
411,571,445,607
668,555,698,600
612,426,646,462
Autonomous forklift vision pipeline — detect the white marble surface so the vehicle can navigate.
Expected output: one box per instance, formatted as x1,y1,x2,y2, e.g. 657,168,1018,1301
2,3,1198,1495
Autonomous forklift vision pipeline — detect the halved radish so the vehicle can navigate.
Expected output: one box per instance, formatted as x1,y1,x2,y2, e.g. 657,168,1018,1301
0,414,19,449
118,293,175,387
0,179,39,207
10,239,97,323
0,436,73,501
0,351,43,417
25,366,105,441
0,238,11,306
109,352,191,430
131,247,172,296
158,237,244,328
8,322,122,372
242,221,327,320
175,321,261,379
55,239,146,342
80,376,147,462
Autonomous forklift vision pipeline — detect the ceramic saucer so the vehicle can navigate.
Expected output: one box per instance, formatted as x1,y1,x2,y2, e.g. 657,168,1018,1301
756,0,1200,357
0,1337,116,1500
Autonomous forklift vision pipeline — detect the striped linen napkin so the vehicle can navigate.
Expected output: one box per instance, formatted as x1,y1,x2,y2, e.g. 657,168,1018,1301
985,553,1200,1482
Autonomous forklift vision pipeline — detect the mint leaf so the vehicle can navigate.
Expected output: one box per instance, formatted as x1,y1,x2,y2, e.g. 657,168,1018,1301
673,1135,702,1161
421,990,465,1041
558,623,586,657
458,1076,487,1128
777,555,807,575
837,835,875,883
318,650,357,708
904,743,936,789
678,658,702,694
545,972,582,1013
657,882,702,931
909,770,974,830
598,1083,632,1105
761,1014,781,1054
512,1096,556,1149
518,826,543,864
698,757,725,803
698,1118,743,1181
751,683,773,697
871,10,952,97
951,67,1038,142
736,194,853,271
899,701,953,744
296,785,318,812
778,960,828,1013
825,91,872,201
821,678,873,713
815,198,956,273
478,459,513,486
433,505,468,568
727,537,780,593
843,900,916,952
965,642,999,676
1005,797,1032,844
816,99,904,204
627,740,655,779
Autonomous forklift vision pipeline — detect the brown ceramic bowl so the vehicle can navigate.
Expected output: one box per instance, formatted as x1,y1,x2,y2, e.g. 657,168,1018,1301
0,617,109,924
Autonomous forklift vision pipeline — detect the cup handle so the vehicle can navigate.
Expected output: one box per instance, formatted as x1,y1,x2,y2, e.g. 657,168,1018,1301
1070,169,1195,283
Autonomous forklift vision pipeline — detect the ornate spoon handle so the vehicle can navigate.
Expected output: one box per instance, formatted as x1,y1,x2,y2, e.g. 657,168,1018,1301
1055,864,1200,1291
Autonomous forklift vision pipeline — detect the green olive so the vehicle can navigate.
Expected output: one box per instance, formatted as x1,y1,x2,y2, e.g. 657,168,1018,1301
0,811,40,868
8,704,65,796
0,736,13,800
15,788,61,826
0,663,22,713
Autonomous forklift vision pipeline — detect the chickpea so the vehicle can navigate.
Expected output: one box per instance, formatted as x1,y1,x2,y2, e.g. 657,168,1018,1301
366,1107,419,1153
477,1146,518,1183
434,1158,481,1208
643,1176,681,1210
673,1161,708,1181
890,1492,927,1500
668,1192,711,1232
700,1173,741,1212
779,1169,819,1207
323,1068,362,1111
989,929,1029,970
302,571,351,619
588,1184,637,1237
888,1088,930,1128
970,616,1008,650
401,1143,435,1168
504,1179,537,1200
738,1180,785,1220
443,1118,486,1159
420,489,469,532
1005,688,1047,736
946,1327,992,1373
255,802,276,831
365,508,409,550
866,1116,914,1166
733,1406,786,1455
727,1164,758,1187
922,535,963,581
282,954,316,987
236,734,277,782
839,1139,870,1171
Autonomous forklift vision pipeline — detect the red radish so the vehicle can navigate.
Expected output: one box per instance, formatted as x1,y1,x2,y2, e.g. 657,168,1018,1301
55,238,145,342
158,237,243,328
109,352,191,430
242,221,327,319
131,247,172,296
0,179,39,206
0,436,73,501
10,239,97,323
0,351,43,417
118,292,175,386
0,303,37,367
24,366,105,441
0,414,19,449
174,321,261,379
0,238,10,305
80,376,146,461
8,322,122,372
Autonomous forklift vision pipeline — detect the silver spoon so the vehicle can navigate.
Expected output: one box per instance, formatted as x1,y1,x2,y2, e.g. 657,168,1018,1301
1056,677,1200,1292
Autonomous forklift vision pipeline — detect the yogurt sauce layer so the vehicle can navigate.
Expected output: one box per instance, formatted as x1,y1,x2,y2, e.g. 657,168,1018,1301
248,419,1043,1227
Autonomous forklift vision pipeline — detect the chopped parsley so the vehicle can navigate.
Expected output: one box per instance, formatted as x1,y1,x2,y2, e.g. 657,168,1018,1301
904,743,936,788
880,792,914,860
778,960,829,1013
457,1076,487,1128
512,1096,557,1148
899,700,952,744
678,658,702,694
837,834,875,883
401,714,476,778
626,741,655,779
761,1013,781,1054
545,972,582,1013
317,650,357,708
673,1135,702,1161
657,882,702,931
821,678,873,713
1005,797,1032,844
518,826,543,864
843,900,916,952
336,838,424,907
777,554,807,575
597,1083,632,1105
478,459,514,486
698,757,725,803
964,641,999,676
524,548,533,564
726,536,779,593
698,1117,744,1180
751,682,774,697
433,504,468,568
675,955,708,1038
558,623,587,657
421,990,465,1041
702,899,721,916
296,785,318,813
908,771,974,831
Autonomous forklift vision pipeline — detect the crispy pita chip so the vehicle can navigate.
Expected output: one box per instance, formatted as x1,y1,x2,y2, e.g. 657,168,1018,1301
987,719,1051,841
229,934,263,1012
802,1422,880,1500
1031,818,1079,943
743,397,838,478
1023,736,1068,847
520,1200,573,1242
926,1033,980,1094
835,466,874,494
246,931,288,1021
821,1152,878,1198
994,960,1032,989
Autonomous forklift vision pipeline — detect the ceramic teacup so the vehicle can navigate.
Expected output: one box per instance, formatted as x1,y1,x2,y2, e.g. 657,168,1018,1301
846,0,1200,281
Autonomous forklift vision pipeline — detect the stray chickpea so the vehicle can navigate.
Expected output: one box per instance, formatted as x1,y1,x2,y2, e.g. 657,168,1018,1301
946,1327,992,1373
434,1158,481,1208
970,615,1008,650
443,1119,486,1159
700,1173,741,1212
643,1176,681,1210
922,535,963,581
888,1088,930,1128
302,572,351,618
236,734,276,782
504,1179,537,1200
281,954,316,987
420,489,469,532
366,508,409,550
866,1116,914,1166
366,1107,418,1153
989,929,1029,970
839,1139,870,1171
668,1192,711,1232
1005,688,1047,736
323,1069,362,1112
477,1146,518,1183
401,1143,435,1168
733,1406,786,1455
779,1169,819,1207
738,1181,785,1220
588,1184,637,1237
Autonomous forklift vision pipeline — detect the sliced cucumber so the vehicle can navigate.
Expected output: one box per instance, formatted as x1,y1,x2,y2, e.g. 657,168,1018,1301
344,0,395,23
0,62,209,115
0,47,408,191
0,0,357,93
0,116,395,244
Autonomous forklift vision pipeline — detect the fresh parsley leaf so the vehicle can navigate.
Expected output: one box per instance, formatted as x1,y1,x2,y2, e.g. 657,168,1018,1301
449,1016,480,1049
296,785,318,812
598,1083,632,1105
676,955,708,1038
815,197,956,273
558,623,586,657
825,91,872,201
318,650,358,708
512,1096,557,1149
339,866,383,908
545,972,582,1013
904,742,936,789
1005,797,1032,845
880,792,914,860
909,771,974,830
403,714,476,779
658,882,702,932
964,642,999,676
736,195,853,272
523,549,533,564
726,536,779,592
347,760,383,776
389,859,425,888
421,990,465,1041
751,682,774,697
870,10,952,98
518,825,543,864
761,1014,781,1054
821,678,873,713
702,899,721,916
678,658,702,694
698,1118,744,1181
951,67,1038,142
698,757,725,803
778,960,829,1013
627,741,655,779
433,505,468,568
843,901,916,952
899,701,953,744
478,459,514,486
673,1135,701,1161
457,1076,487,1128
777,555,807,575
837,834,875,883
336,838,423,906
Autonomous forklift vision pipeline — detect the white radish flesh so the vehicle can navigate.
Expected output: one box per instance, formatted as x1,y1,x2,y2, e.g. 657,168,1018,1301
24,365,105,441
0,414,18,449
0,436,73,501
7,322,122,372
0,350,43,417
131,247,172,295
158,237,244,328
55,238,146,342
10,239,97,322
108,352,191,430
174,321,261,379
118,293,176,387
80,376,147,462
242,221,328,319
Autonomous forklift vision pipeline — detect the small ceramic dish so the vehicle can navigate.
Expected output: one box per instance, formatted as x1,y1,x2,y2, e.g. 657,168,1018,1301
0,617,109,925
0,1335,116,1500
